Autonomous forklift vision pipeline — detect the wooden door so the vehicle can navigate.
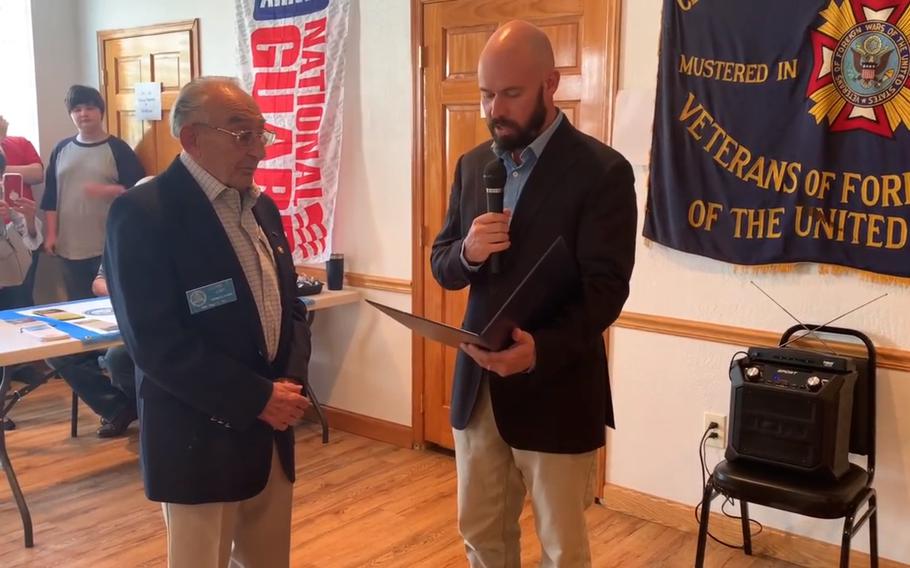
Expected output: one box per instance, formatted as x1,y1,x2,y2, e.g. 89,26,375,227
98,20,200,176
417,0,621,450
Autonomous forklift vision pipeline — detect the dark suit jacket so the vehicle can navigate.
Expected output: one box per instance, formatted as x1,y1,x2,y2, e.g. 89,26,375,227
104,158,312,504
431,118,636,454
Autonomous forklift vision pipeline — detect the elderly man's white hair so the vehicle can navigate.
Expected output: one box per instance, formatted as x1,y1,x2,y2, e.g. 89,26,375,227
169,76,243,139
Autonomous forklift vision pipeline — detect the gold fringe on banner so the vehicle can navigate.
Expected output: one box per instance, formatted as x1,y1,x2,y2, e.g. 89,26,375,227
641,240,910,285
817,264,910,287
732,263,802,275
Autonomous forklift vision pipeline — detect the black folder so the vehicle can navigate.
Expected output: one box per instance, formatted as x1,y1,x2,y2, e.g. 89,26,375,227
367,237,578,351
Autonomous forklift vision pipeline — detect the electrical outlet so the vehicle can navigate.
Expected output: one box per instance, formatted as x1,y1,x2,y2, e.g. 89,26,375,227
704,413,727,449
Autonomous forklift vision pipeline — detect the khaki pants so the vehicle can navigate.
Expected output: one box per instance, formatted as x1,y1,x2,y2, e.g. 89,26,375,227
454,380,598,568
161,445,293,568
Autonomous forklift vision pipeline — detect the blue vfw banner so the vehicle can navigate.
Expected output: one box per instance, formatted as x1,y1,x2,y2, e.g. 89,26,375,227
644,0,910,277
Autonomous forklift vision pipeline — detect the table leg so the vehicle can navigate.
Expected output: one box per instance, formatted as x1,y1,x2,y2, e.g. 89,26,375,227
305,310,329,444
70,391,79,438
0,366,34,547
305,381,329,444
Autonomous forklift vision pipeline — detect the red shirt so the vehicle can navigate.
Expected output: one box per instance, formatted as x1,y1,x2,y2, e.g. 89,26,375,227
1,136,43,201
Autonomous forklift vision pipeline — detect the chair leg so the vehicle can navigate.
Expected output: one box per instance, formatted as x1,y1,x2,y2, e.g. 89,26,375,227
869,490,879,568
740,499,752,555
695,481,716,567
840,514,853,568
70,391,78,438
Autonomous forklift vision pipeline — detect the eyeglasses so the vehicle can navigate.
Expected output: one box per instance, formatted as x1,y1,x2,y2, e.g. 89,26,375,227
199,124,277,147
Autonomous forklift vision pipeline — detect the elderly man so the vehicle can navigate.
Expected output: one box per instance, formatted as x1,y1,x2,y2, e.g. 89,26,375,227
431,21,637,567
104,77,312,568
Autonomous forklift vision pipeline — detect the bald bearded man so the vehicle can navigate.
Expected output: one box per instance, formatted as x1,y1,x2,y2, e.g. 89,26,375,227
431,20,637,567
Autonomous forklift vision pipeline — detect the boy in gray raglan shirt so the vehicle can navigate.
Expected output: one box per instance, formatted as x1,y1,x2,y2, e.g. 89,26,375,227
41,85,144,300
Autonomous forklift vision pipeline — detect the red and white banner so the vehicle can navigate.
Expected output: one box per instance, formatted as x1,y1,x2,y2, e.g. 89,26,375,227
235,0,350,263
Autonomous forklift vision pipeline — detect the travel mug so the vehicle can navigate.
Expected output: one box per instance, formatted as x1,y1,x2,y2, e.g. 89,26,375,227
326,253,344,290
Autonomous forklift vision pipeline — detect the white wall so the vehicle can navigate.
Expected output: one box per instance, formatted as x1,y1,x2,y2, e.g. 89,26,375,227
31,0,81,164
0,0,41,147
307,289,412,425
308,0,413,423
76,0,239,83
33,0,237,160
332,0,413,280
609,1,910,563
28,0,85,304
43,0,909,561
70,0,415,426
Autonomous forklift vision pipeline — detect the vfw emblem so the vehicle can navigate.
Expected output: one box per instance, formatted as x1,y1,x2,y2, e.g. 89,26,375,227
807,0,910,138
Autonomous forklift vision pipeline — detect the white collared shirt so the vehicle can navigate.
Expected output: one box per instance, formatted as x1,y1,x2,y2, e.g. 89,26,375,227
180,152,282,361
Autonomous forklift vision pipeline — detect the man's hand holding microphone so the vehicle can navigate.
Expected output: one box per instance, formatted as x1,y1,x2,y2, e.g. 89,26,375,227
463,159,510,268
461,159,536,376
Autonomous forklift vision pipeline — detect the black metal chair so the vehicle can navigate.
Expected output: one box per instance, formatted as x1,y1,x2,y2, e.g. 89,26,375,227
695,325,878,568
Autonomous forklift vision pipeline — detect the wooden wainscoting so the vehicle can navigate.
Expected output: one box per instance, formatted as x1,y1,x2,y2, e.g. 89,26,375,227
303,404,413,449
614,311,910,372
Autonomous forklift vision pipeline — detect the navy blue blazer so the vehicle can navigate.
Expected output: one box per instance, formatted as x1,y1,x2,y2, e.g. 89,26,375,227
104,157,312,504
431,119,637,454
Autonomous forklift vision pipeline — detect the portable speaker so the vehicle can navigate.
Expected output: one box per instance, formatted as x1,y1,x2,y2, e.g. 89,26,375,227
726,347,856,479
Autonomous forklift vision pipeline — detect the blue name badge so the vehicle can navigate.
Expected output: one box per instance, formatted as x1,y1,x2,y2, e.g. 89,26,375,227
186,279,238,315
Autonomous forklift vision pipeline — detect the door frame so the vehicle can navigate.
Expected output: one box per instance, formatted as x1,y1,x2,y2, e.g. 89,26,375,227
410,0,624,454
410,0,428,448
96,19,201,135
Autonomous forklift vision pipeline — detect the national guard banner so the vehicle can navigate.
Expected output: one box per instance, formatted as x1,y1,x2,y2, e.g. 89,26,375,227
236,0,350,263
644,0,910,277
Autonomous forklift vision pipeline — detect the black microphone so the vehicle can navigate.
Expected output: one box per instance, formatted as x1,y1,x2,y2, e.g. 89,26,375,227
483,159,507,274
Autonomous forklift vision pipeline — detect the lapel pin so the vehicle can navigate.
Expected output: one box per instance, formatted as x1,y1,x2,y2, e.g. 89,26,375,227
277,245,285,254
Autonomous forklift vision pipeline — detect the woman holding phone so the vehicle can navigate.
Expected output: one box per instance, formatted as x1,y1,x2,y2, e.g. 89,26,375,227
0,117,44,306
0,152,43,310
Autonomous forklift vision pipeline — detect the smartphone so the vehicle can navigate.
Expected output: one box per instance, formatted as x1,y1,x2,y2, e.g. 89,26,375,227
2,173,23,205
